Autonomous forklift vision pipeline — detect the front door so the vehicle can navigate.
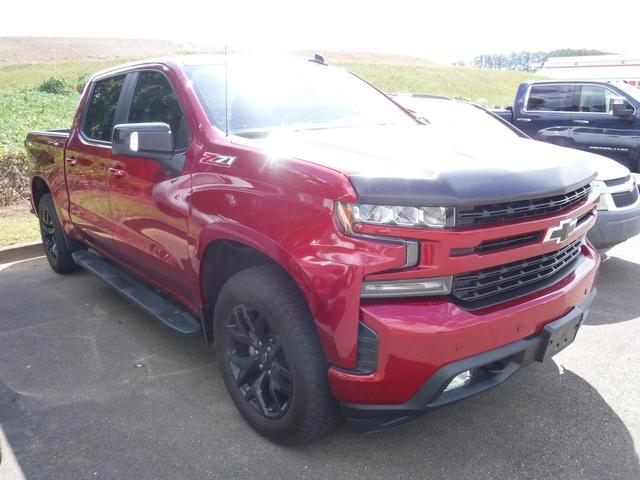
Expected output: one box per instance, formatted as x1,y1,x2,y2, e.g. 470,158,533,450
65,73,127,252
569,84,640,171
107,70,193,304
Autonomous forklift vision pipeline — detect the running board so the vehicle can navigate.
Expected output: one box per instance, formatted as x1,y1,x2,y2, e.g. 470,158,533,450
72,250,202,336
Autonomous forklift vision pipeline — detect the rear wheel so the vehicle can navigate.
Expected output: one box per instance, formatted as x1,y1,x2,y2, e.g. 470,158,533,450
214,264,340,444
37,193,80,274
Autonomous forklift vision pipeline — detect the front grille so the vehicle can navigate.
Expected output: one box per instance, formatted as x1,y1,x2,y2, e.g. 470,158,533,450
612,188,639,208
456,185,591,226
605,175,631,187
451,232,541,256
451,239,583,309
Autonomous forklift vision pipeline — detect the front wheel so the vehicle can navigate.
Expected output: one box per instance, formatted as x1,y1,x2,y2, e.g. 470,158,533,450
214,264,340,444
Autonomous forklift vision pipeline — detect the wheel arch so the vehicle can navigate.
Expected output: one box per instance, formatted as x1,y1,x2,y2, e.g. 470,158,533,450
31,176,50,211
197,231,318,345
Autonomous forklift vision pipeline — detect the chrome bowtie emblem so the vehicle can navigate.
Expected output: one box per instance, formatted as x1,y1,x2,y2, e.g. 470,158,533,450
544,218,578,244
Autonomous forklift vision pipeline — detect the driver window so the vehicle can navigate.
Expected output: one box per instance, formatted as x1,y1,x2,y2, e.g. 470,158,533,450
578,85,617,113
128,71,189,150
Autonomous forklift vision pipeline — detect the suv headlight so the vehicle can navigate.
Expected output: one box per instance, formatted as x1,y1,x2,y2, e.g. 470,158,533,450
591,180,608,211
334,202,455,234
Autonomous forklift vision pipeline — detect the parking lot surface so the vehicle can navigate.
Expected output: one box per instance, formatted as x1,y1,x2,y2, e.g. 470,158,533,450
1,239,639,480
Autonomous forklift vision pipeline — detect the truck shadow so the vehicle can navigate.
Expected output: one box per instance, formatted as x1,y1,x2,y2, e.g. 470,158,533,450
310,361,639,479
1,259,638,479
586,254,640,326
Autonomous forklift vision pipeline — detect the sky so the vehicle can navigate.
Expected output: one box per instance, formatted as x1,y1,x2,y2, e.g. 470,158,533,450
2,0,639,63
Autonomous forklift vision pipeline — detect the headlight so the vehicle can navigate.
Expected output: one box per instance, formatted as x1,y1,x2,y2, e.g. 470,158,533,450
591,180,607,195
335,202,455,234
591,180,608,211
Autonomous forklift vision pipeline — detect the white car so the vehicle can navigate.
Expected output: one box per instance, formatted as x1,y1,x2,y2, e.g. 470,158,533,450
391,93,640,250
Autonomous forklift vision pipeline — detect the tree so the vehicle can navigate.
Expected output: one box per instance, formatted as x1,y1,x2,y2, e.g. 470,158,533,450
472,49,616,72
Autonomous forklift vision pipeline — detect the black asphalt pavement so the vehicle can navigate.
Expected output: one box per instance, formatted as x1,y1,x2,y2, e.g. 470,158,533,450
0,239,639,480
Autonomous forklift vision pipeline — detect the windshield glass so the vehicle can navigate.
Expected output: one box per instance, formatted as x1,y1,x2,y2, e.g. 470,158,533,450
615,82,640,102
187,61,415,136
394,97,521,139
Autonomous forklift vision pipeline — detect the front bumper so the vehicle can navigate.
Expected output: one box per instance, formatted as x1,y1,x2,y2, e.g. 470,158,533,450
587,203,640,249
329,243,599,433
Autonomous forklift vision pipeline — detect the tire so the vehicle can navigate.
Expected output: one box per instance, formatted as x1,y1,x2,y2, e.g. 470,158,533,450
214,264,341,444
37,193,81,274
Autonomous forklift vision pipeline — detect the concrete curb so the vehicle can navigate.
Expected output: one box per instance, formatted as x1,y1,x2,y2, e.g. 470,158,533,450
0,241,44,265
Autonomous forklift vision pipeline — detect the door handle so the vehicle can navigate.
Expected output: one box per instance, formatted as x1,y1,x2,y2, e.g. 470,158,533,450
516,118,532,122
108,167,127,178
573,119,590,124
65,157,78,166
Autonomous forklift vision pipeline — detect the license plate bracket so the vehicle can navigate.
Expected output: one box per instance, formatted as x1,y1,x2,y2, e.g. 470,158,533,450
536,308,584,362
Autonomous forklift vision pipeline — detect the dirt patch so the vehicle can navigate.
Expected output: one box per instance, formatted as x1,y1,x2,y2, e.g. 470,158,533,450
0,37,201,65
0,202,31,218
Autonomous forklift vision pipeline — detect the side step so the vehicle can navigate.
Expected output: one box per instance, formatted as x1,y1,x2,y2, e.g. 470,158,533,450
72,250,202,336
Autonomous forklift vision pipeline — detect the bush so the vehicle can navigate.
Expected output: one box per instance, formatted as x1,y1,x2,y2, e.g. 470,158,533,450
0,150,29,207
36,77,75,95
76,73,90,93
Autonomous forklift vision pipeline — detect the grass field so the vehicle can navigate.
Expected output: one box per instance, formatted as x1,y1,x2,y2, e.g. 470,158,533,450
0,56,538,151
0,53,540,247
341,62,538,107
0,204,39,247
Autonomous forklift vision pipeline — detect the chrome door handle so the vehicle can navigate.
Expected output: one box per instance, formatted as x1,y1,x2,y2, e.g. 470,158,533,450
516,118,532,122
108,167,127,178
573,119,590,124
65,157,78,166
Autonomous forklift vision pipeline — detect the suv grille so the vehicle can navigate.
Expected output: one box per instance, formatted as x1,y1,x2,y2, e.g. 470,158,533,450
612,188,639,208
605,175,631,187
451,239,583,309
456,185,591,226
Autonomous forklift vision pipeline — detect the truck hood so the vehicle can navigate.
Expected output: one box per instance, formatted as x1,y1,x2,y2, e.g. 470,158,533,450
239,124,597,207
574,150,631,182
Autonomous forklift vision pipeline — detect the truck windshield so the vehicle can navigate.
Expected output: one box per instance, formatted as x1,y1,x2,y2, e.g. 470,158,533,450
187,61,416,136
615,82,640,103
394,96,522,139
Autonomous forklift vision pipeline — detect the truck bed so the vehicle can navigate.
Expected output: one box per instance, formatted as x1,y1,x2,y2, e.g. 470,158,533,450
25,129,70,217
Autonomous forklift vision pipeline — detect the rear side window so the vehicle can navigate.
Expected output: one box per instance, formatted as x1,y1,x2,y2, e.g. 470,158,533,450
526,85,576,112
83,75,126,142
128,71,189,150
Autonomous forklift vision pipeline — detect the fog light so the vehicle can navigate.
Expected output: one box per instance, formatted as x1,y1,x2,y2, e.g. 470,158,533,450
443,370,472,392
361,276,452,299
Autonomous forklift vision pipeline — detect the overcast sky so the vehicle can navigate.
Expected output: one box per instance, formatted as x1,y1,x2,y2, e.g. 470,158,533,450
3,0,638,63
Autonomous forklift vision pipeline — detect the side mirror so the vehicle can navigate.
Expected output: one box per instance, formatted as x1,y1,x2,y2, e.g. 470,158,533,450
610,98,635,119
112,123,174,162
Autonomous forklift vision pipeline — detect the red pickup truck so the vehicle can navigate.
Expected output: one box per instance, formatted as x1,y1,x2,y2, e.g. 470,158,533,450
27,56,600,444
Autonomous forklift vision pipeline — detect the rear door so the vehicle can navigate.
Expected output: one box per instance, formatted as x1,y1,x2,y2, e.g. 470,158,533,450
106,69,193,303
514,83,577,143
65,73,128,252
569,84,640,170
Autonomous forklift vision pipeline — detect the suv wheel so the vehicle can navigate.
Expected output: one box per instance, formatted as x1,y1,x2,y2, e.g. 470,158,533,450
214,264,340,444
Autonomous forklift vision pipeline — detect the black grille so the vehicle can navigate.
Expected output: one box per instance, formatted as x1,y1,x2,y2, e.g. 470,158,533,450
452,239,583,309
612,188,639,208
451,232,541,256
605,175,631,187
456,185,591,226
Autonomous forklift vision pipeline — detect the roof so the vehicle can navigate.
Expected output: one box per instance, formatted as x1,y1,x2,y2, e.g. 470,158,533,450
90,54,330,81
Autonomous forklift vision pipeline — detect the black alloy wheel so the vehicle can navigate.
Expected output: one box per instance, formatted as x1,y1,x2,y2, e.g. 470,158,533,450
40,208,58,261
225,304,292,419
37,193,80,274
